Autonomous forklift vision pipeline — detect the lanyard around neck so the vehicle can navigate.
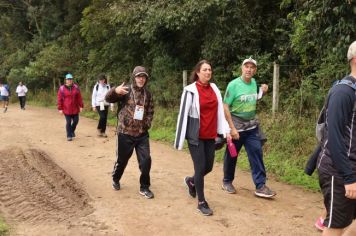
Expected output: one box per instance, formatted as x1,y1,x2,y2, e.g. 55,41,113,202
131,85,146,106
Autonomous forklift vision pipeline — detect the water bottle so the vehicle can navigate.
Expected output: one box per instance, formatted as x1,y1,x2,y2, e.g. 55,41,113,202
227,139,238,158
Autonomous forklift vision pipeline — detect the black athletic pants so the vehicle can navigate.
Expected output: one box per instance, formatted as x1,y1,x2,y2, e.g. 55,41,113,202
112,132,151,190
188,139,215,202
18,96,26,109
96,105,109,133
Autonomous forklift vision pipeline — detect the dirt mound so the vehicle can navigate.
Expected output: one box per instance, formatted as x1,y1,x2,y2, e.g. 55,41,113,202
0,147,93,224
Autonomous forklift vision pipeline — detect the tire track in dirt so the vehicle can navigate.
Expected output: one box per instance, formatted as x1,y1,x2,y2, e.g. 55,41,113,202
0,147,93,224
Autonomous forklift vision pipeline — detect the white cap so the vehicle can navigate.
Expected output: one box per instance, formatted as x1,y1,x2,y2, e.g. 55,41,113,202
347,41,356,61
242,57,257,67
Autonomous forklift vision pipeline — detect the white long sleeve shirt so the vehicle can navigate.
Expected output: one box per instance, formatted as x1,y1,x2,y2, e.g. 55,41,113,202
16,85,28,97
91,83,113,107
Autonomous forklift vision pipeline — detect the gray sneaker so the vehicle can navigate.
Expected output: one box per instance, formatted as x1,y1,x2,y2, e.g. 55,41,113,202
139,188,154,199
112,180,120,190
222,182,236,194
255,185,276,198
197,201,213,216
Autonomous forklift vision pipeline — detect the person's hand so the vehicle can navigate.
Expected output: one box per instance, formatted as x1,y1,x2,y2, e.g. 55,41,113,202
110,106,114,112
231,128,240,140
92,107,96,112
79,107,83,112
345,183,356,199
226,133,232,143
59,110,63,115
115,82,129,95
261,84,268,94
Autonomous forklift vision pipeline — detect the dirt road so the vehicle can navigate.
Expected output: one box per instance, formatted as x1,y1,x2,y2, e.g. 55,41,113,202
0,105,323,235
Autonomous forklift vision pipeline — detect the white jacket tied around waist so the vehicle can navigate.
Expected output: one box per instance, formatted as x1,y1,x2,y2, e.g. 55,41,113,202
91,83,113,107
174,82,230,150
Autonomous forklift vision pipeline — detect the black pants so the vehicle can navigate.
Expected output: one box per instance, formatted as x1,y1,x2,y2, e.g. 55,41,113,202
18,96,26,109
64,114,79,138
188,139,215,202
96,105,109,133
112,132,151,189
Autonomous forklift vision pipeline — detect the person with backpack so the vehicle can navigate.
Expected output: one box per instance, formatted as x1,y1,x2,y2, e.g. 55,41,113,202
57,73,84,141
221,57,276,198
105,66,155,199
15,81,28,110
91,73,113,137
317,41,356,235
0,80,11,113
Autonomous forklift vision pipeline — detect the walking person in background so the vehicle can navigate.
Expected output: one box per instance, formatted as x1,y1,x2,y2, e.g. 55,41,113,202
16,81,28,110
92,73,113,138
57,73,84,141
222,57,276,198
0,80,11,113
105,66,155,199
317,41,356,236
174,60,231,216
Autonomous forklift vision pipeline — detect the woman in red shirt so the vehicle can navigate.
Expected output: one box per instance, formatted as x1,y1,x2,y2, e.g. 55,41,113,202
175,60,231,216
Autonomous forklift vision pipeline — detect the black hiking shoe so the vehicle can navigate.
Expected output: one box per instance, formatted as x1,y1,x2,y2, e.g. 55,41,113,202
112,180,120,190
139,188,154,199
222,182,236,194
184,176,196,198
197,201,213,216
254,185,276,198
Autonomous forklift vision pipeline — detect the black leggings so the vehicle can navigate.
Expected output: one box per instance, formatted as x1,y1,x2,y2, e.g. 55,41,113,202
188,139,215,202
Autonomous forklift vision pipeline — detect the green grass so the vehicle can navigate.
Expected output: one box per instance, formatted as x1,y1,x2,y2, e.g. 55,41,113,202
0,217,9,236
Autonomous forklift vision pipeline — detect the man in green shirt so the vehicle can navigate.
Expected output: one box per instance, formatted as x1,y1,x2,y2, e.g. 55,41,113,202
222,57,276,198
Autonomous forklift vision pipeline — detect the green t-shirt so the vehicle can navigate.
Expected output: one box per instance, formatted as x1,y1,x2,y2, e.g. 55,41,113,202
224,76,258,120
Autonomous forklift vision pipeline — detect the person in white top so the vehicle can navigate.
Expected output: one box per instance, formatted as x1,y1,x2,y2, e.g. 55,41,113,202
0,80,10,113
91,74,113,137
16,81,28,110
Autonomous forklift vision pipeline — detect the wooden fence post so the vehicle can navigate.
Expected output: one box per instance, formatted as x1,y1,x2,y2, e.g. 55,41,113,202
272,62,280,118
183,70,188,88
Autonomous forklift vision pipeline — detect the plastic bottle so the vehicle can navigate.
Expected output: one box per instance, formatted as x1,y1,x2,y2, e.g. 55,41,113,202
227,139,238,158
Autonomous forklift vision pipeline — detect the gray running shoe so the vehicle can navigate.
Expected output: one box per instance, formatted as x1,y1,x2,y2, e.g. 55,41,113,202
222,182,236,194
197,201,213,216
139,188,154,199
184,176,196,198
67,137,73,141
112,180,120,190
254,185,276,198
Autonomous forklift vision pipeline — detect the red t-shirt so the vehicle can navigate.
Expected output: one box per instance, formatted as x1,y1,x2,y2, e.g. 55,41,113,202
196,81,218,139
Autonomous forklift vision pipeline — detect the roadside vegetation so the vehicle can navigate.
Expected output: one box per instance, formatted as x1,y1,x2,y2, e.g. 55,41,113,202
0,217,9,236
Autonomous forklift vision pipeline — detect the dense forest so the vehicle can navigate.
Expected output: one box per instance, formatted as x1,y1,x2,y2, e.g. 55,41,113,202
0,0,355,111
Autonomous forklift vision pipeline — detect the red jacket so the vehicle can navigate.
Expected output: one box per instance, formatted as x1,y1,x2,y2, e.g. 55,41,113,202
57,84,84,115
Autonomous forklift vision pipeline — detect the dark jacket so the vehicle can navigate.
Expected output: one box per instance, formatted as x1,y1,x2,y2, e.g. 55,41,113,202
105,84,154,137
317,77,356,184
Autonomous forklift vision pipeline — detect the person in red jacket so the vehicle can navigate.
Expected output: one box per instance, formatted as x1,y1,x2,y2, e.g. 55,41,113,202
57,73,84,141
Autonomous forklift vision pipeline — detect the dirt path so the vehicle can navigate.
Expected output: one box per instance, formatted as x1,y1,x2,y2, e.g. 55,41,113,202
0,105,324,235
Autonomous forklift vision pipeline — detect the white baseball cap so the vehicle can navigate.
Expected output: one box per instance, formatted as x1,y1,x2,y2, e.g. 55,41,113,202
242,57,257,67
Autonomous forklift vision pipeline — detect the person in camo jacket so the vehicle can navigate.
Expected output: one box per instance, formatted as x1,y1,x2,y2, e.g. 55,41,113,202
105,66,154,199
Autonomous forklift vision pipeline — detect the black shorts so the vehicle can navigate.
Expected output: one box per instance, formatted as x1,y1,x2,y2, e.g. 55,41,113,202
319,172,356,228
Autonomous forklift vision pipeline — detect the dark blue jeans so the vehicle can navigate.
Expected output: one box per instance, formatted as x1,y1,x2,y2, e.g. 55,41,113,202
64,114,79,138
223,127,266,189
